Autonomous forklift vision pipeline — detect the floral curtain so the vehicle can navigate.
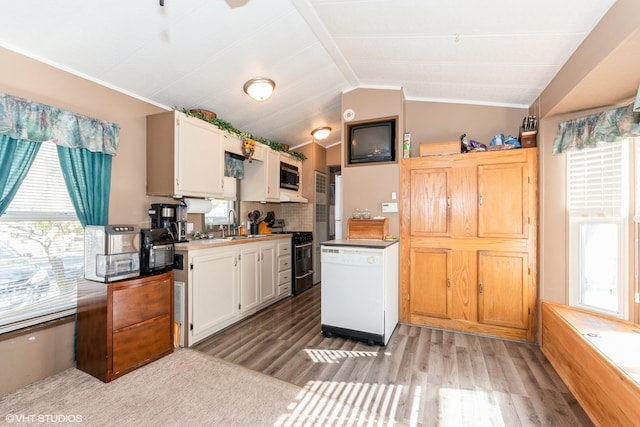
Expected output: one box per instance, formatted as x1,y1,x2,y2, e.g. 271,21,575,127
0,93,119,225
553,85,640,155
0,93,120,155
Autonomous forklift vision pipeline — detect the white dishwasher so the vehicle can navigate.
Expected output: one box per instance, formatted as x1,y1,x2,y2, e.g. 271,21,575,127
320,240,398,345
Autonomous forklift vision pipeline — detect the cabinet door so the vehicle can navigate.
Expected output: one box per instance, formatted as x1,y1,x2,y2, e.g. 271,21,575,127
260,243,276,303
410,168,450,236
190,249,239,339
478,251,529,329
477,162,528,238
265,150,280,201
240,245,260,314
177,115,224,197
409,247,452,319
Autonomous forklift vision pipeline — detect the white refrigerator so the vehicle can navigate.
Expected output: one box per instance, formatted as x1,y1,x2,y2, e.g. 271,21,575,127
334,175,342,240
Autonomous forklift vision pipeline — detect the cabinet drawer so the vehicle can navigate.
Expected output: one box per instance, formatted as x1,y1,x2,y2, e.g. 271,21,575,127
112,314,171,375
112,277,171,330
278,269,291,286
278,283,291,296
278,241,291,257
278,256,291,272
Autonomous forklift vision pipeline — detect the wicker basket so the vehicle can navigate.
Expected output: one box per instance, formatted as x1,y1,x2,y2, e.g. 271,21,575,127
189,109,217,120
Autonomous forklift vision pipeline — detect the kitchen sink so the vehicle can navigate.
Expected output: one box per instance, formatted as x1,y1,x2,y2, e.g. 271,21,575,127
204,234,266,242
225,234,264,240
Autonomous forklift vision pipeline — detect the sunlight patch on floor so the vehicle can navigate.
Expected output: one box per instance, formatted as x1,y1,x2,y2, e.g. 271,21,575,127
304,348,379,363
275,380,404,426
438,388,504,427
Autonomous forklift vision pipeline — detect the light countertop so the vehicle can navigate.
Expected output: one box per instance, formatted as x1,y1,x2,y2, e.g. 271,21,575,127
321,239,398,249
175,233,292,252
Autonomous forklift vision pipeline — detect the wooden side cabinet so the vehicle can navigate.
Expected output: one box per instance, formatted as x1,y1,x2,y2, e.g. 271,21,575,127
76,271,174,382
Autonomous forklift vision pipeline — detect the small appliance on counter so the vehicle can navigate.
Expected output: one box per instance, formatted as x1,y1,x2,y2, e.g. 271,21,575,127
140,227,175,275
84,225,140,282
149,202,188,242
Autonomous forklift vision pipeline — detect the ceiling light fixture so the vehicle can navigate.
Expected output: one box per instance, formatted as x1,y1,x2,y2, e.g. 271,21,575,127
243,77,275,101
311,126,331,141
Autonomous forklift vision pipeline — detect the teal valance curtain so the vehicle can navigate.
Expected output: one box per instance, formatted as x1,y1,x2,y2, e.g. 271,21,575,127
0,93,120,154
0,93,120,225
553,84,640,155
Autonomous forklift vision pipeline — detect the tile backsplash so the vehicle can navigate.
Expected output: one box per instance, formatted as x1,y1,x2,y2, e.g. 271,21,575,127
240,201,313,232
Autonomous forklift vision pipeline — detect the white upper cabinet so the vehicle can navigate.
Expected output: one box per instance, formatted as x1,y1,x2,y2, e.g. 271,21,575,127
241,147,281,203
146,110,224,198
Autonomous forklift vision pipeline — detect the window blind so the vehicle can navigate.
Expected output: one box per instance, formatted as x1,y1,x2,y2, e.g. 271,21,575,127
567,141,625,217
0,142,83,333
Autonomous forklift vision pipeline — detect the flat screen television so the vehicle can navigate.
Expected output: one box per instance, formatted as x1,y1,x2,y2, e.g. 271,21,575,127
347,118,396,164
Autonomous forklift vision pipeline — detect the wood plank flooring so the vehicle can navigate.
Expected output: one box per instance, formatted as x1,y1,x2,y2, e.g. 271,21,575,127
194,284,593,426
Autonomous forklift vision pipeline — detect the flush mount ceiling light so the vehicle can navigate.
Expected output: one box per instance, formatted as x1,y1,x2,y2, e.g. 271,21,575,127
311,126,331,141
243,77,275,101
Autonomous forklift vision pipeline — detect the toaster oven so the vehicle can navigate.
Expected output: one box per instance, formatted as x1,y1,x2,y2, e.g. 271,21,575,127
140,228,175,274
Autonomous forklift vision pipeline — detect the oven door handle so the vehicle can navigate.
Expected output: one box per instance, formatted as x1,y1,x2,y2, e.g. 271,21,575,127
295,271,313,280
295,242,313,249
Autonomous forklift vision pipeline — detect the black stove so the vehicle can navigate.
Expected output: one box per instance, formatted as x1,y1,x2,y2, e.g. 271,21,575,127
290,231,313,245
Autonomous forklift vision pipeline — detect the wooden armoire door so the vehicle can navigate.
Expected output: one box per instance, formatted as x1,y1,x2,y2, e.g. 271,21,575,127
477,251,529,330
409,168,450,236
409,247,452,319
477,161,529,239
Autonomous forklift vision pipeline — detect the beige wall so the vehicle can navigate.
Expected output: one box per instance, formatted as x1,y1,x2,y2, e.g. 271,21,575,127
0,46,173,227
533,0,640,324
326,143,341,167
405,101,527,155
0,46,169,396
341,88,404,237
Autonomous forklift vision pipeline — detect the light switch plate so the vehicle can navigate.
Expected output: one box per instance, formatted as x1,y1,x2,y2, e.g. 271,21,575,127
382,202,398,213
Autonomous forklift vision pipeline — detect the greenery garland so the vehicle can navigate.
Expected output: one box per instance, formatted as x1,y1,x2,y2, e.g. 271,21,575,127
177,107,307,161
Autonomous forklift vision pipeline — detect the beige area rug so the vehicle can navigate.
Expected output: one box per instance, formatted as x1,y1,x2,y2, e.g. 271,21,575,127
0,349,395,426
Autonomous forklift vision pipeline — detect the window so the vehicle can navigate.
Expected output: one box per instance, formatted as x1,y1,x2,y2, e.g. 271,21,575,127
0,142,83,333
567,140,630,318
204,199,236,230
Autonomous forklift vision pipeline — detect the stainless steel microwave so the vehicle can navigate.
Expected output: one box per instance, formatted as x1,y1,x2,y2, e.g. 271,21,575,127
280,161,300,191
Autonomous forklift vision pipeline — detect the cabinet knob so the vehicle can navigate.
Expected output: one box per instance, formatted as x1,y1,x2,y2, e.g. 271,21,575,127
479,282,484,294
447,277,451,288
447,196,451,208
479,195,483,206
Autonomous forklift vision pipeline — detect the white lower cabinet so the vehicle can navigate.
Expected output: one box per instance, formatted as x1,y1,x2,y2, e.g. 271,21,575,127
277,241,292,297
185,237,289,346
188,248,240,345
240,241,277,315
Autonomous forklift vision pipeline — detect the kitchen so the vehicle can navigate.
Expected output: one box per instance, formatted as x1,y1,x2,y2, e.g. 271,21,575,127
0,1,639,424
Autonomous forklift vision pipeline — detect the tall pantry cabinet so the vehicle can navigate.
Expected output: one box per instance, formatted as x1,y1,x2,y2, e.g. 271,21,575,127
400,148,538,342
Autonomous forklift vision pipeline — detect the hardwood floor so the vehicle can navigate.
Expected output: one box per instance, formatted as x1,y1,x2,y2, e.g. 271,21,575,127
194,284,593,426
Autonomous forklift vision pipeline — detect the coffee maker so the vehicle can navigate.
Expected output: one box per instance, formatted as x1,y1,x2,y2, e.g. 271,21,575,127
148,202,188,242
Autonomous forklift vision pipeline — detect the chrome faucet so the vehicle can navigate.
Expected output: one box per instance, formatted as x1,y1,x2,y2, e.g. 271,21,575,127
228,208,237,236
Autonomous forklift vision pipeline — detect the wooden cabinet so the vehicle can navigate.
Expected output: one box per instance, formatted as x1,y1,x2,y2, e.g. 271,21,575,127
146,110,225,198
76,272,174,382
400,148,538,342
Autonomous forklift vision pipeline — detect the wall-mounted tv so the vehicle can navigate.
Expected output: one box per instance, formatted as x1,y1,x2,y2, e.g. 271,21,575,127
347,118,396,165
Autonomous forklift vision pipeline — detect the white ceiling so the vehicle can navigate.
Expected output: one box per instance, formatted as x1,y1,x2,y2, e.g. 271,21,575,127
0,0,616,148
